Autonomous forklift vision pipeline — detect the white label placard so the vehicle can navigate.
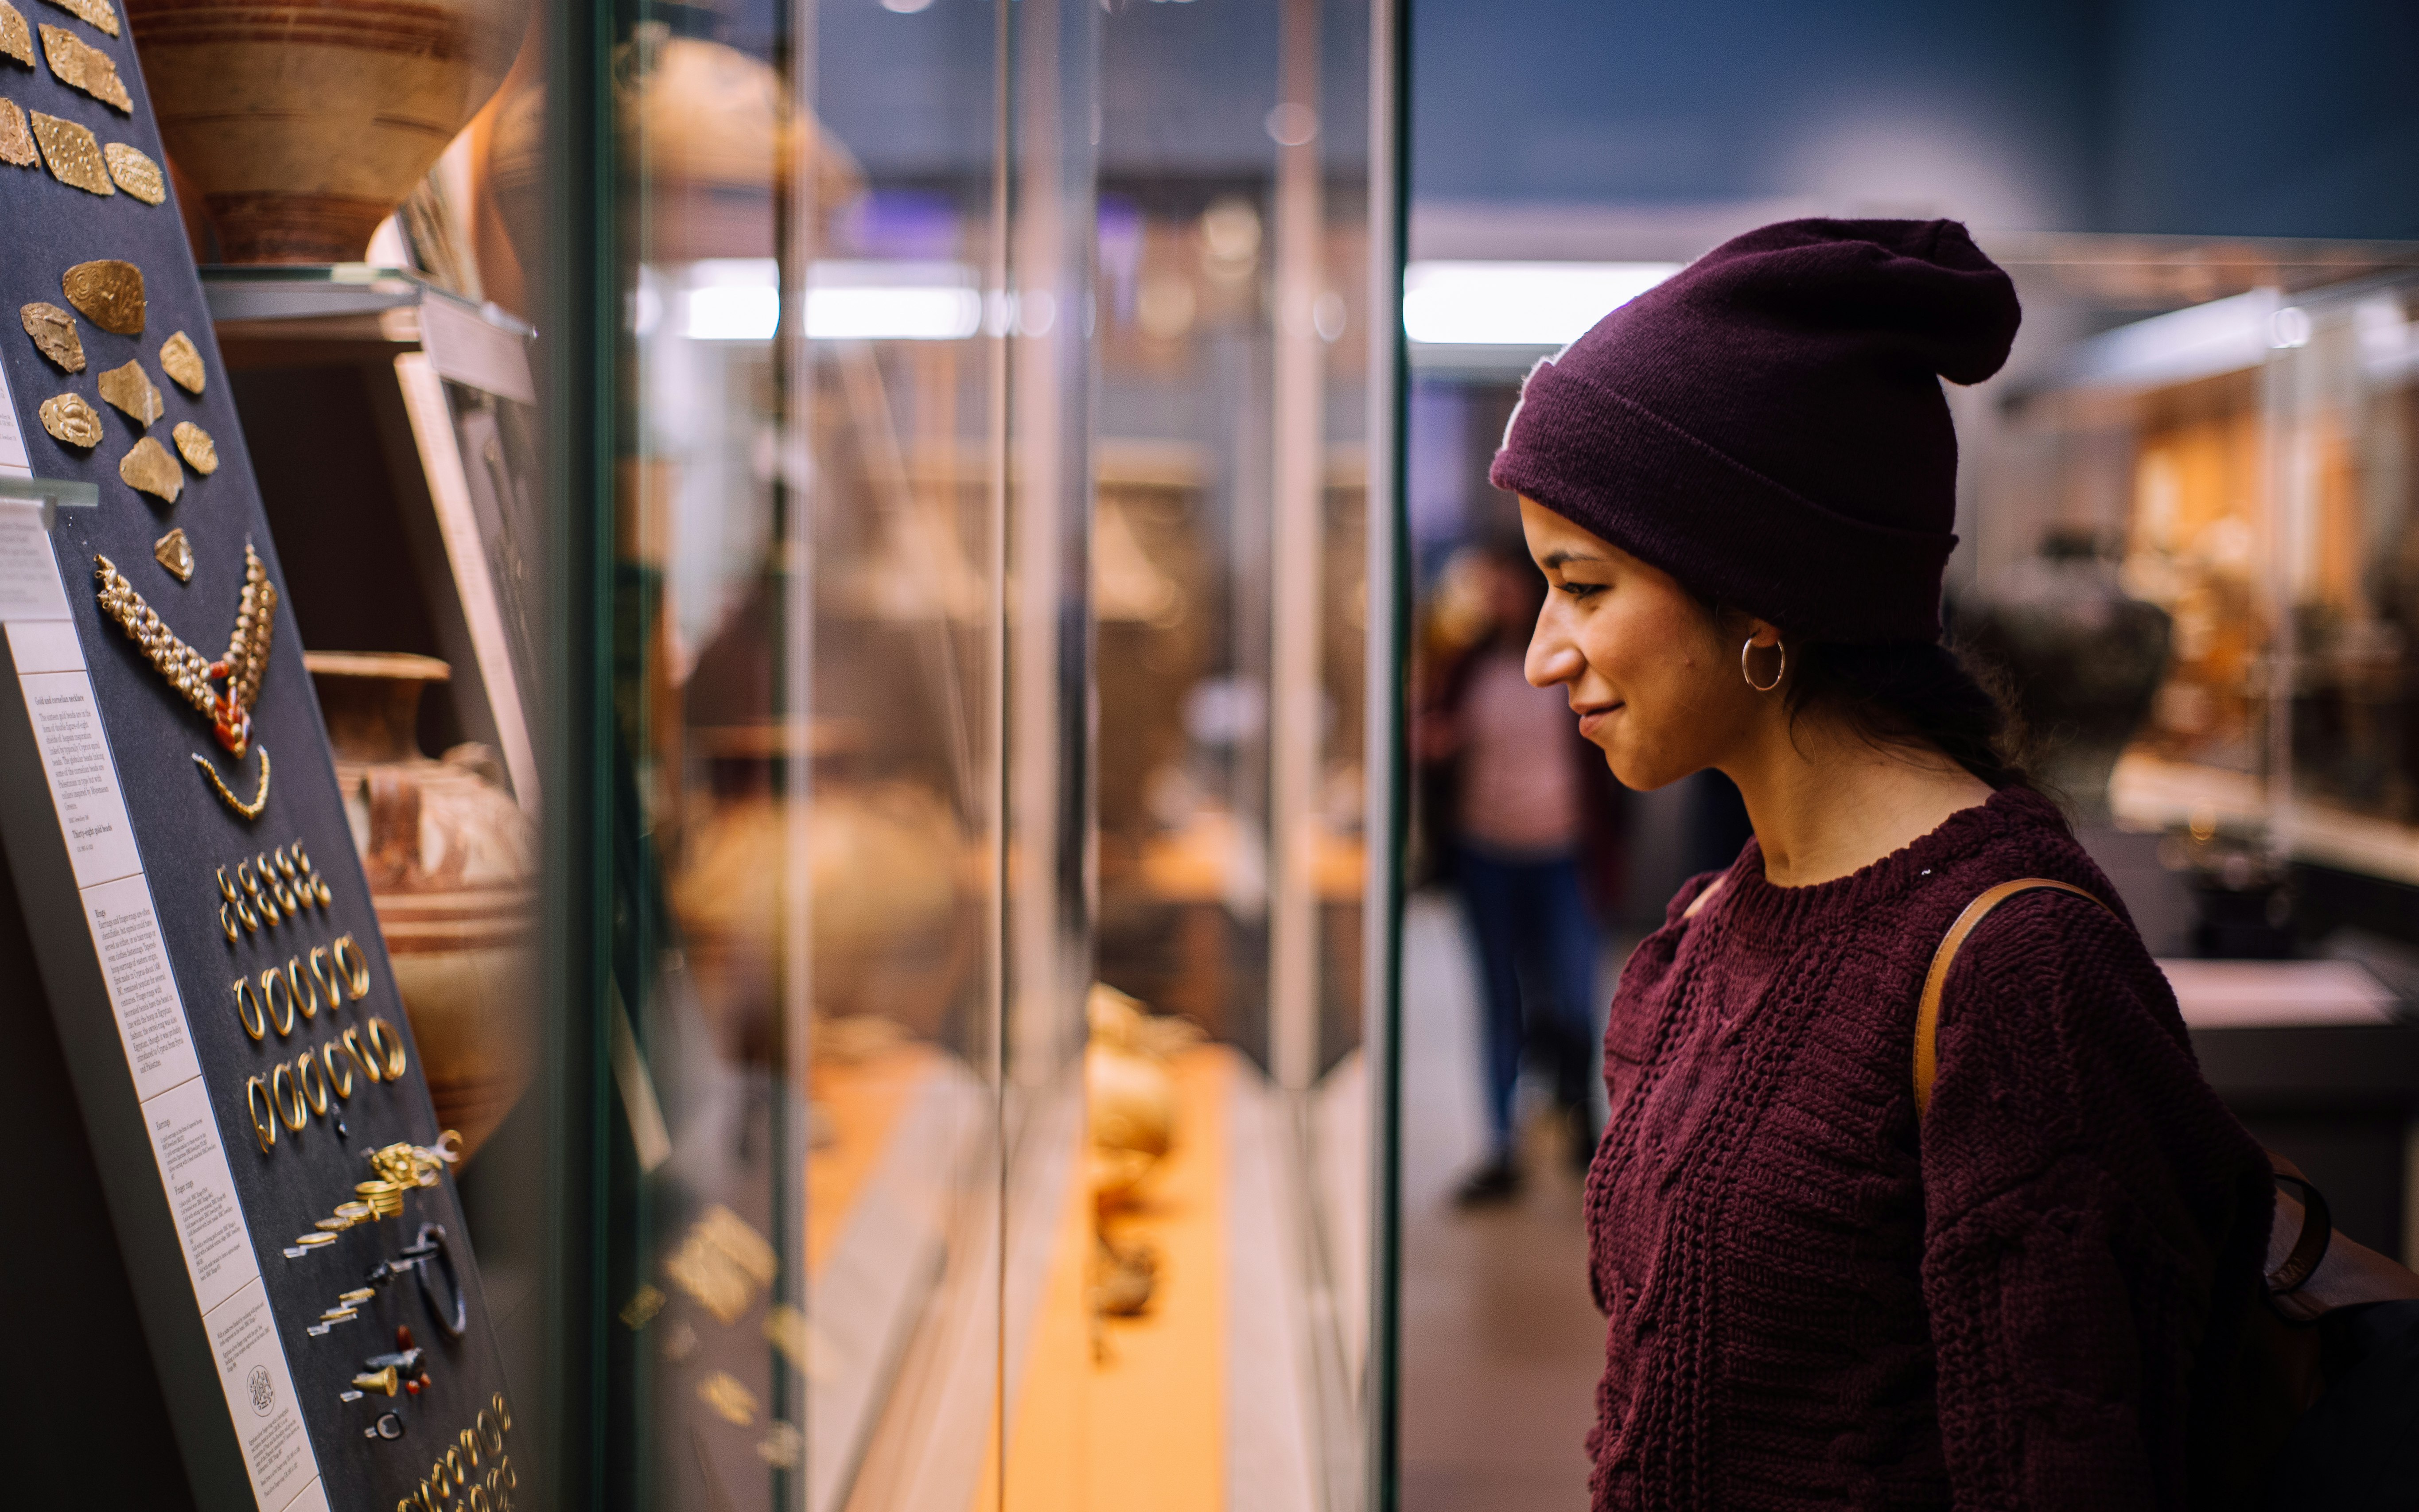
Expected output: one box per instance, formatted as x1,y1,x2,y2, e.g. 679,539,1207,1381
145,1073,260,1314
82,872,198,1100
0,500,66,617
21,669,142,887
0,358,29,477
278,1478,331,1512
206,1277,315,1512
8,618,84,672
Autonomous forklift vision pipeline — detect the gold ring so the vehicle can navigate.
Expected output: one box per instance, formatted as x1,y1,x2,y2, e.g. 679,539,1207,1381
276,845,299,880
313,874,333,907
271,879,299,916
235,895,259,932
460,1426,481,1467
333,933,372,1000
366,1016,408,1080
476,1408,502,1455
218,865,240,904
257,882,282,927
469,1485,490,1512
245,1077,276,1151
219,902,240,944
237,859,259,896
446,1448,463,1485
231,978,265,1041
292,838,312,873
295,1049,331,1116
430,1459,452,1497
271,1063,306,1131
321,1039,355,1099
493,1392,511,1433
261,967,296,1037
307,947,342,1009
288,957,320,1021
342,1026,380,1084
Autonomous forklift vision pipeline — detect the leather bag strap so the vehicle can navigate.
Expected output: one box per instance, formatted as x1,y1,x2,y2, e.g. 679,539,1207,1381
1913,878,2112,1119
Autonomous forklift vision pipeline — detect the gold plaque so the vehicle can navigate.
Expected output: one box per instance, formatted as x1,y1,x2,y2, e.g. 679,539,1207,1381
29,110,108,194
0,2,29,65
20,302,80,371
62,258,140,334
96,357,159,426
39,0,116,38
37,391,100,447
172,420,217,474
0,98,32,168
154,527,193,582
159,330,204,394
101,140,158,203
38,25,127,112
118,435,180,502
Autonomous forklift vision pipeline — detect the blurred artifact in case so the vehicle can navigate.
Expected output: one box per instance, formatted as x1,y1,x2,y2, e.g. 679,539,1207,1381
125,0,529,260
312,652,537,1160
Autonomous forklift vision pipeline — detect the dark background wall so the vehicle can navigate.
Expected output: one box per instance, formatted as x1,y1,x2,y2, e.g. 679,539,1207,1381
1412,0,2419,239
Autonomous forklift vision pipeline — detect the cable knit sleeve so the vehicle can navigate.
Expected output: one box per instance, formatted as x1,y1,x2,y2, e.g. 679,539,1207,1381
1917,893,2271,1512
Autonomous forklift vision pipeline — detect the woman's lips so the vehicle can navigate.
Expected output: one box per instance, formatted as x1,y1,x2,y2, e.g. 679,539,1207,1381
1576,702,1622,739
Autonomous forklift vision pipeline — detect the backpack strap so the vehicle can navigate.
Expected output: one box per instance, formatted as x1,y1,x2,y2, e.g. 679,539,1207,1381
1913,878,2113,1118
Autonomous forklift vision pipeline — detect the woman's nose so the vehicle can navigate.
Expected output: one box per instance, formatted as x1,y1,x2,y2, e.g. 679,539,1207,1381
1525,634,1582,688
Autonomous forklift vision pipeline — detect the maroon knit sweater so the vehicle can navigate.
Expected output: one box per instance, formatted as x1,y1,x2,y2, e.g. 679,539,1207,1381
1584,787,2273,1510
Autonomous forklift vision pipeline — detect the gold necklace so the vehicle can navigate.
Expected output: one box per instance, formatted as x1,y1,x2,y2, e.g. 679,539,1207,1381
95,543,278,817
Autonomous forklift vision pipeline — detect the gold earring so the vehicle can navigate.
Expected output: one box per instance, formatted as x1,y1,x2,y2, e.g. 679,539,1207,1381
307,946,342,1009
261,966,296,1037
231,978,265,1041
275,845,298,880
288,957,320,1021
271,1062,306,1131
295,1049,331,1116
220,902,240,945
1741,635,1785,693
237,859,259,896
341,1026,380,1084
246,1077,277,1152
365,1016,408,1080
217,866,239,904
333,933,372,1000
321,1039,355,1100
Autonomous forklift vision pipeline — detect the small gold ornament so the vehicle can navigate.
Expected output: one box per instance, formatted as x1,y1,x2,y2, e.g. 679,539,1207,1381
153,527,192,582
0,97,33,168
37,391,99,447
117,435,179,501
29,109,107,194
158,330,204,393
0,1,30,63
93,542,277,755
173,421,216,474
101,140,158,202
20,301,80,370
96,356,160,426
39,0,116,38
195,748,269,819
62,258,141,334
38,24,126,111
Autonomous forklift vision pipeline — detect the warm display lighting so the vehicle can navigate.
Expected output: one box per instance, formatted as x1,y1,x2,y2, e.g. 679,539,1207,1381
680,259,984,342
1402,260,1681,346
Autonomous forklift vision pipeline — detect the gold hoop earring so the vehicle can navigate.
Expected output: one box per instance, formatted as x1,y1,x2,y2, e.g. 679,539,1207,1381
288,956,320,1021
271,1062,307,1131
334,933,372,1001
342,1026,380,1084
246,1077,277,1151
307,946,342,1010
366,1016,408,1080
295,1049,331,1116
234,895,260,933
321,1039,355,1100
261,966,296,1037
220,902,241,945
1741,635,1785,693
231,978,266,1041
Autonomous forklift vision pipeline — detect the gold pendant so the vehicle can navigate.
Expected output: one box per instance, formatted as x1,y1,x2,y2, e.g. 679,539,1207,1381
29,109,108,195
94,542,278,756
195,746,270,820
21,302,82,371
153,527,192,582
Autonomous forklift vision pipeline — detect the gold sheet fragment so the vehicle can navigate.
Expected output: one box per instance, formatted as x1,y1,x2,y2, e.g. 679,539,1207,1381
39,0,116,39
30,110,107,194
38,391,99,447
96,356,159,426
172,420,216,474
159,330,204,394
153,527,193,582
101,140,158,202
0,3,28,65
62,258,140,333
20,302,80,371
39,24,126,112
0,97,32,167
118,435,179,502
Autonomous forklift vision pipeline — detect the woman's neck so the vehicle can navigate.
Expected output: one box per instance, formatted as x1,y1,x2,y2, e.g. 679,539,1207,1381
1721,718,1995,888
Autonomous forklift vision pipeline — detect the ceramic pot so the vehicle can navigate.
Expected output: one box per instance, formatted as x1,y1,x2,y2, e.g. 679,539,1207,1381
127,0,529,262
309,652,537,1160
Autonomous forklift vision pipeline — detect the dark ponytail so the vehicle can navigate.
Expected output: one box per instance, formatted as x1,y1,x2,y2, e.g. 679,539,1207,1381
1784,639,2032,791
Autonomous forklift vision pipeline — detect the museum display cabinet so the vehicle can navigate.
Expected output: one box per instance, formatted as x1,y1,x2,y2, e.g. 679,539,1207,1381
0,0,1405,1508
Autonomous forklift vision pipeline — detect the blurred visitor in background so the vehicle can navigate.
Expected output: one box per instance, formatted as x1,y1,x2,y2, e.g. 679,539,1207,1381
1416,538,1618,1203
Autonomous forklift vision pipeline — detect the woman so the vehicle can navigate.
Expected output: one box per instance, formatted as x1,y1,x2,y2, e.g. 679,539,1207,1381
1491,219,2275,1509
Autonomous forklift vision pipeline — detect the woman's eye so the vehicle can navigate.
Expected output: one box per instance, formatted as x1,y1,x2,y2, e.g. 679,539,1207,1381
1558,581,1605,599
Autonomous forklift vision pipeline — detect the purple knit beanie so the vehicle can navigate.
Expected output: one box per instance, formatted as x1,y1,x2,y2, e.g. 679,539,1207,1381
1489,218,2019,644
